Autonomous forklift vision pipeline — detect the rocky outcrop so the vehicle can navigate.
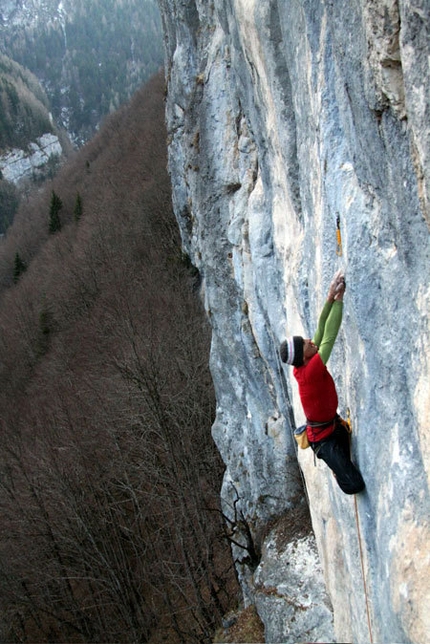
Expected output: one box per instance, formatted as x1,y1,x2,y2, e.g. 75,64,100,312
158,1,430,642
0,0,61,28
0,133,63,184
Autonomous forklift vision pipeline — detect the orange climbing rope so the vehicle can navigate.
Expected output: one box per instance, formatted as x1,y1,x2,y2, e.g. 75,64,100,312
354,494,373,643
332,221,372,641
347,410,374,644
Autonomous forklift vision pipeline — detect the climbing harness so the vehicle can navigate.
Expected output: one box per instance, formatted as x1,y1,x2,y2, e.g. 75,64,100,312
309,414,348,465
336,214,343,256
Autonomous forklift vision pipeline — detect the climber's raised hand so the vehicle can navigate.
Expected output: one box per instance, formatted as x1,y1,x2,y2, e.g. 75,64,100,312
328,270,345,302
334,278,346,301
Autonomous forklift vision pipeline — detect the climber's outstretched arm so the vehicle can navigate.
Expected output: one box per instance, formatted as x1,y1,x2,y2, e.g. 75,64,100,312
312,300,332,348
316,301,343,364
313,272,345,365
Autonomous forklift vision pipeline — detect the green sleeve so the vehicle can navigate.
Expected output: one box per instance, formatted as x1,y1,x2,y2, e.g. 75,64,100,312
312,300,343,365
312,300,332,347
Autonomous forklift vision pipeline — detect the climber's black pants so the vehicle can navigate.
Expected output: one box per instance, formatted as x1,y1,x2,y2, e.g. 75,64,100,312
310,423,365,495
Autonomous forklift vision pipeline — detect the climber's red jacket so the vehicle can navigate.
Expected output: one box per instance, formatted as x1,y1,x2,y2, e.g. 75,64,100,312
293,300,343,442
294,354,338,441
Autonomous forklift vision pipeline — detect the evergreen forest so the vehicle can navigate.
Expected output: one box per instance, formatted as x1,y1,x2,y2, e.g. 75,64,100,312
0,0,164,144
0,72,239,643
0,54,53,151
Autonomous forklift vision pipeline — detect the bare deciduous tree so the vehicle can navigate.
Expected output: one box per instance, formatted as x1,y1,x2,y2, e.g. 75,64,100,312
0,73,239,643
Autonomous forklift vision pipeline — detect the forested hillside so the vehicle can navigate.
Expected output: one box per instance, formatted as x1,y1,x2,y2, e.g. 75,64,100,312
1,0,163,144
0,72,238,643
0,54,53,150
0,53,69,232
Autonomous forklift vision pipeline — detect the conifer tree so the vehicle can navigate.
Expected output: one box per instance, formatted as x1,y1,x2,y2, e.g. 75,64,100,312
13,252,27,284
48,190,62,234
73,192,83,222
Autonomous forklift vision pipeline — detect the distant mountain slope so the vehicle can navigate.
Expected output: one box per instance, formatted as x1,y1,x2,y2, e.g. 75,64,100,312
0,53,72,232
0,53,53,150
0,0,164,144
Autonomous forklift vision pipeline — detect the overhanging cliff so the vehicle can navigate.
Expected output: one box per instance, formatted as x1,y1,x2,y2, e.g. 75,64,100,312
158,1,430,642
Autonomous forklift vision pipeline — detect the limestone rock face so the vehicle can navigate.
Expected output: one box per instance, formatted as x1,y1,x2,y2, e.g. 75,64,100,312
158,1,430,642
0,133,63,184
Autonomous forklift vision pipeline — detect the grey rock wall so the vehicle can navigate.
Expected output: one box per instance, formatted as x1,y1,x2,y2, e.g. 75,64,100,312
0,133,63,184
158,1,430,642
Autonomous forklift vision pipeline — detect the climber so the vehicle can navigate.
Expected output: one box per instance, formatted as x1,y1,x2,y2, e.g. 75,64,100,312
280,271,365,495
